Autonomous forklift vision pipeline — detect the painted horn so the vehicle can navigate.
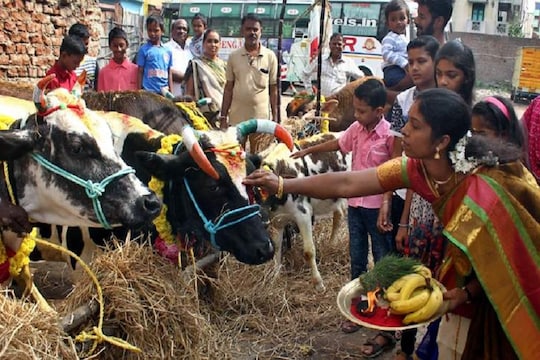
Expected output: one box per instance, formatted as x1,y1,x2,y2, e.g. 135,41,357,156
236,119,294,151
32,74,56,112
181,125,220,180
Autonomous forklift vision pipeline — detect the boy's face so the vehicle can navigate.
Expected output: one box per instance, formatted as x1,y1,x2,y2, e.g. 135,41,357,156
110,37,128,63
387,9,408,35
407,47,435,89
147,21,163,45
353,97,383,129
192,19,206,37
60,52,84,71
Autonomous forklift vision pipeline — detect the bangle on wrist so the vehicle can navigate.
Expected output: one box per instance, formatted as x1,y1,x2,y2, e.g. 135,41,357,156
398,223,409,228
276,175,284,199
462,286,473,303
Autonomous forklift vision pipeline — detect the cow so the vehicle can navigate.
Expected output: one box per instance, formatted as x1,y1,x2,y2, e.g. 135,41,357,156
255,133,350,291
0,75,162,309
285,77,377,132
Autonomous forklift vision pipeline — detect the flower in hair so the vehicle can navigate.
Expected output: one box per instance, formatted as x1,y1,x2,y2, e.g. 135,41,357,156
449,131,478,173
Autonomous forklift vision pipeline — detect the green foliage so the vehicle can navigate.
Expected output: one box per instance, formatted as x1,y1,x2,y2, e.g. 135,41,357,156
509,23,524,38
359,254,422,292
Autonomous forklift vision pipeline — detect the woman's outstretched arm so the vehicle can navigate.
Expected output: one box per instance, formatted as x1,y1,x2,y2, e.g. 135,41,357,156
243,168,384,199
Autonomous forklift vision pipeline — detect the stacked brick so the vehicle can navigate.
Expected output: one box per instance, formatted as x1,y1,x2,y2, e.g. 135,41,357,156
0,0,102,83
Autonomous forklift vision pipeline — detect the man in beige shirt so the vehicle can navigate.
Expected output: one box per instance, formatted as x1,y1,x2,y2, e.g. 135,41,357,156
220,13,278,151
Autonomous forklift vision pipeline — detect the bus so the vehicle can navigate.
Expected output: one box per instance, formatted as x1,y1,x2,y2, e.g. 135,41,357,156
161,0,416,92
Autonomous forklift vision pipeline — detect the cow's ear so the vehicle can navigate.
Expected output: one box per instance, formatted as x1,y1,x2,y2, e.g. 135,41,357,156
135,151,187,181
0,129,35,160
321,99,339,113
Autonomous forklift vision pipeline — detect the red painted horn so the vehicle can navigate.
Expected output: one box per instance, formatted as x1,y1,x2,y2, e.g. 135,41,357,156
236,119,294,151
32,74,56,112
181,126,220,180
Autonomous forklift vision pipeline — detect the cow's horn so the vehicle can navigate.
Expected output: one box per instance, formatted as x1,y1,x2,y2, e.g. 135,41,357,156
181,126,220,180
236,119,294,151
32,74,56,112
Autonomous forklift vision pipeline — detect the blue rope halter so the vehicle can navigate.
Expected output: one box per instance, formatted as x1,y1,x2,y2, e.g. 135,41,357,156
31,153,135,229
183,178,261,250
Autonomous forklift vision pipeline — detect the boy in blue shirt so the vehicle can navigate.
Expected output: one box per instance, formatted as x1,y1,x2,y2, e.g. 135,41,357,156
137,15,173,94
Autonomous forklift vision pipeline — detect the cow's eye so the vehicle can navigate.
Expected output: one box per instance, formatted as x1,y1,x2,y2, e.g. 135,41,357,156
70,140,83,154
208,184,219,192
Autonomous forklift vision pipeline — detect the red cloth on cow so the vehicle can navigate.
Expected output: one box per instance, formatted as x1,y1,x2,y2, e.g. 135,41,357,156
0,247,16,283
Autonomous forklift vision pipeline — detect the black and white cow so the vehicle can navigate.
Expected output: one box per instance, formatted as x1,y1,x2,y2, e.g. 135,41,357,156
0,75,161,307
256,133,350,291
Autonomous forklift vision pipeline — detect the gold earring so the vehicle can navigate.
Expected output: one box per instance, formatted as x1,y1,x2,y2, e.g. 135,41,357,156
434,147,440,160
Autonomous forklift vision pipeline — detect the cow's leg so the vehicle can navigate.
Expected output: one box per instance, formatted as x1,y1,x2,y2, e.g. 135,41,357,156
329,210,344,244
78,226,100,266
296,215,325,292
271,226,285,272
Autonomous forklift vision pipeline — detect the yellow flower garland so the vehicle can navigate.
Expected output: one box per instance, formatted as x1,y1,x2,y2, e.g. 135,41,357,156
148,134,183,245
0,229,37,278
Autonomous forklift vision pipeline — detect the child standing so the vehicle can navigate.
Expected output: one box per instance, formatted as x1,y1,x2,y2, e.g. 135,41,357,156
45,35,87,91
97,27,138,91
381,0,412,91
68,23,98,91
137,15,173,94
291,79,394,335
189,13,208,58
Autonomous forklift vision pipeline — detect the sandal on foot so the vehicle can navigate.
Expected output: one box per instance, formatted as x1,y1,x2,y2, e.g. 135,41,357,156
394,350,413,360
341,319,361,333
361,332,396,359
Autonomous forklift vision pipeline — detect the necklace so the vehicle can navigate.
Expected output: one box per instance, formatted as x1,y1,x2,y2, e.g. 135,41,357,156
420,161,456,197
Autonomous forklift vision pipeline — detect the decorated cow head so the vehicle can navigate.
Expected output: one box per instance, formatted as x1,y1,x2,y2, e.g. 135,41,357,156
136,120,294,265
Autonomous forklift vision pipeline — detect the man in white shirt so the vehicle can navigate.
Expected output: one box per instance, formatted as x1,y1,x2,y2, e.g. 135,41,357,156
164,18,192,97
302,33,364,97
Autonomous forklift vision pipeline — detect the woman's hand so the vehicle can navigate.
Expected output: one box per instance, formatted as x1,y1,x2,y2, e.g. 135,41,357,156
442,287,469,312
243,169,280,195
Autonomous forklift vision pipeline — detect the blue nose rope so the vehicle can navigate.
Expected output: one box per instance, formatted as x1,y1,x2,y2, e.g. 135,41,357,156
183,178,261,250
31,153,135,229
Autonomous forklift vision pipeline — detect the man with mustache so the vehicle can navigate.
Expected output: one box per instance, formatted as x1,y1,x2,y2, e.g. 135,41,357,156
414,0,453,45
220,13,278,152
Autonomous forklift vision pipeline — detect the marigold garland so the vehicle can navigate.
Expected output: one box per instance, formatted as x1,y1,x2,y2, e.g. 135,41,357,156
0,229,37,282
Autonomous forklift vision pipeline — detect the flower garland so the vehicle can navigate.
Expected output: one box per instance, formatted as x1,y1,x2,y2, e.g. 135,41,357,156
0,229,37,283
148,134,183,247
448,131,478,173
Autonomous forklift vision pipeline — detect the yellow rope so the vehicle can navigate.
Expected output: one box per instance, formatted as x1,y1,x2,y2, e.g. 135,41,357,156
33,238,141,355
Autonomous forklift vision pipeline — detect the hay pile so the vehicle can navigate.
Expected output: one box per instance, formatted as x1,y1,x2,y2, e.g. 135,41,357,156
3,218,354,359
0,290,77,359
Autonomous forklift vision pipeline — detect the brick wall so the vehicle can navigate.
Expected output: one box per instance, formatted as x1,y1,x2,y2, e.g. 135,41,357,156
449,32,540,85
0,0,103,83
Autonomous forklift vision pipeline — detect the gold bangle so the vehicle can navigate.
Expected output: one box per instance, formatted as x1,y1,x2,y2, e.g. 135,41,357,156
276,175,284,199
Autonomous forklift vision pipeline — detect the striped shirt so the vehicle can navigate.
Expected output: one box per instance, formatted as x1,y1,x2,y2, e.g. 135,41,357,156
381,31,408,69
75,55,98,90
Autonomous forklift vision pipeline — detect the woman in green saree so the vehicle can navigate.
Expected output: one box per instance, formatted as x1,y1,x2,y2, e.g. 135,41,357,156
184,29,227,125
244,88,540,360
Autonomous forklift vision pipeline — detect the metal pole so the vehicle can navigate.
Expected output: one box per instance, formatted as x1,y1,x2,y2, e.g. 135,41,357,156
315,0,326,117
276,0,287,124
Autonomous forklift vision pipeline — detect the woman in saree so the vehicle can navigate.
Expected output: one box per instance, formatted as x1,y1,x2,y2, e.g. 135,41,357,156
184,29,227,125
244,88,540,360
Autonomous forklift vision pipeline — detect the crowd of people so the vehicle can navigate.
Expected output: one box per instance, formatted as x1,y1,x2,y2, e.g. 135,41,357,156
1,1,539,359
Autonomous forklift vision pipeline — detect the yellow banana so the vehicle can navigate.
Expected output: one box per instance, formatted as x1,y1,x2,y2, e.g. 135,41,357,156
385,291,401,302
399,273,429,300
390,288,430,315
414,265,432,279
402,284,444,325
386,273,424,294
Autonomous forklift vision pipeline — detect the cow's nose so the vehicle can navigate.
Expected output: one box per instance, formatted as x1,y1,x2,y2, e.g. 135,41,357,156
137,193,162,219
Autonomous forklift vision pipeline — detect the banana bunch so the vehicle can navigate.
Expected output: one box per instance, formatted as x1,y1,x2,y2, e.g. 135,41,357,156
384,266,444,325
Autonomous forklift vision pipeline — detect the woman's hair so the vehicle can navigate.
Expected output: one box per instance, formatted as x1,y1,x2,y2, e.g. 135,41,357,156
108,27,128,46
203,28,220,42
385,0,409,21
192,13,207,26
472,96,524,148
416,88,522,165
435,40,476,106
